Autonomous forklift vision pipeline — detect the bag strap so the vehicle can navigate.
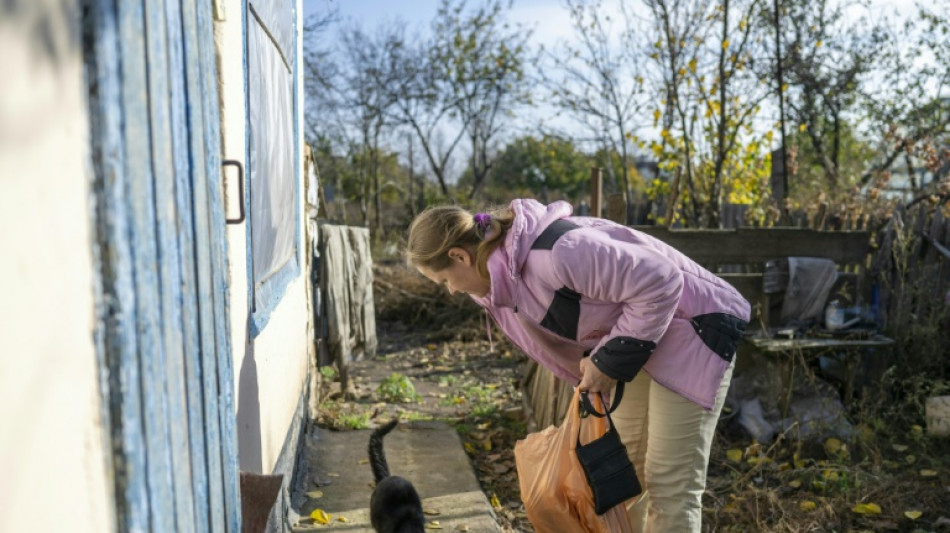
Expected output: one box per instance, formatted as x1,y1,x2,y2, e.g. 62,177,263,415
579,380,625,419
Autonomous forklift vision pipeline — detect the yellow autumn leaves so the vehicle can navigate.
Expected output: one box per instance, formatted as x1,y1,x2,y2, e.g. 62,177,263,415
463,436,492,454
309,508,346,524
799,500,817,512
851,502,882,515
726,448,743,462
789,497,927,522
724,440,938,523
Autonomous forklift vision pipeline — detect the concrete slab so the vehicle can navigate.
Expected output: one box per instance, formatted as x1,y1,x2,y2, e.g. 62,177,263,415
293,491,498,532
290,421,501,532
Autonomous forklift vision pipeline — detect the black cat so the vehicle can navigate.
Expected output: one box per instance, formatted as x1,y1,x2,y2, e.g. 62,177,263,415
368,419,425,533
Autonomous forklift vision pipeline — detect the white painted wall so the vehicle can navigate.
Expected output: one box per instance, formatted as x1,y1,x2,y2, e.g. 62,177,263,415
215,0,310,475
0,1,113,531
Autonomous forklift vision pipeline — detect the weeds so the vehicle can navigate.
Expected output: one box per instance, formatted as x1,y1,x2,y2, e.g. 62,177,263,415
377,372,420,403
319,366,338,381
317,400,371,430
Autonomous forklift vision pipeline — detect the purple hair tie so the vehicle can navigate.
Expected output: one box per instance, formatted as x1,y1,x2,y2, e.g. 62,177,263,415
473,212,491,232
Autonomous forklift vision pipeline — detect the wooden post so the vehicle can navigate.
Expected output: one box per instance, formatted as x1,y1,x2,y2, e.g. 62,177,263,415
607,193,626,224
589,167,603,218
814,202,828,230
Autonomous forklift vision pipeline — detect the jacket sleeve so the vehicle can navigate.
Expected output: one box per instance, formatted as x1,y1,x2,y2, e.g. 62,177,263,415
551,230,683,382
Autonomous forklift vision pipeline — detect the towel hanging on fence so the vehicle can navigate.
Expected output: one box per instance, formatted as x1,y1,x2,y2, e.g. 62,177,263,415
778,257,837,326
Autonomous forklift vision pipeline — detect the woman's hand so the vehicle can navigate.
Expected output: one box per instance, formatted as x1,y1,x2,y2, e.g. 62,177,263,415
578,357,617,394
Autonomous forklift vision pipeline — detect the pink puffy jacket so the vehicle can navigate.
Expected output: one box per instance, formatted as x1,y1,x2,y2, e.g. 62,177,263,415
470,199,751,410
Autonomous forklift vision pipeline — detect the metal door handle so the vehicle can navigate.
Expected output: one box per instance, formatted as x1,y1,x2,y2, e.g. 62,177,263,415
223,159,245,224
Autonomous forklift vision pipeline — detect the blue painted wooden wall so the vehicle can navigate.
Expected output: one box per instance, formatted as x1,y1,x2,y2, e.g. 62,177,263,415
84,0,241,530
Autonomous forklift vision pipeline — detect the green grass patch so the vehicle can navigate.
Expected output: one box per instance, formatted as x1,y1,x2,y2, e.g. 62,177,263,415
377,372,421,403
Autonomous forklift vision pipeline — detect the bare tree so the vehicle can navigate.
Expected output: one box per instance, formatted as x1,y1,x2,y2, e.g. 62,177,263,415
378,26,464,197
303,7,357,223
303,6,340,144
855,0,950,196
780,0,876,189
430,0,534,199
542,0,650,208
305,19,402,233
342,24,408,234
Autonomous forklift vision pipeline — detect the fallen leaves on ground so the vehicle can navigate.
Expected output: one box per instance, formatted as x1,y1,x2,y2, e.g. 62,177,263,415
309,509,331,524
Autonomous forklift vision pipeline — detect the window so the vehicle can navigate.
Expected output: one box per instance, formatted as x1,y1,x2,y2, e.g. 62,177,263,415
246,0,300,335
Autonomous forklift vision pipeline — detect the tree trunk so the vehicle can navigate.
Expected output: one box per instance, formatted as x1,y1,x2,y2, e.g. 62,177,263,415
712,0,729,229
773,0,789,222
832,110,840,186
372,130,383,237
407,134,416,218
617,127,632,219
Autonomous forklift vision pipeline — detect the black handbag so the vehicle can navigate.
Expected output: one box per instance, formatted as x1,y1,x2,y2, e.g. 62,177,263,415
577,382,642,515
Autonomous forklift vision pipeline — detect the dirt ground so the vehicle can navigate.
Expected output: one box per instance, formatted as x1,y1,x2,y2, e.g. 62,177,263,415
315,262,950,533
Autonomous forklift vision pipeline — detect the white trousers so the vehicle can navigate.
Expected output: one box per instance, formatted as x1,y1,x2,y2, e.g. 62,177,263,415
610,360,734,532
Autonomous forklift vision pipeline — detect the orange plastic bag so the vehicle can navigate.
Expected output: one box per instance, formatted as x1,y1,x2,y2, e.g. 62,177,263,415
514,389,634,533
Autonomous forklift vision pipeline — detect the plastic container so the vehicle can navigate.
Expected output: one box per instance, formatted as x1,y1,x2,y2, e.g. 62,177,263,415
824,300,861,330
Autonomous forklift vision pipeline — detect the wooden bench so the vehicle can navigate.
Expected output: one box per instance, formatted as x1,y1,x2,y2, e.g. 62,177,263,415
632,226,894,413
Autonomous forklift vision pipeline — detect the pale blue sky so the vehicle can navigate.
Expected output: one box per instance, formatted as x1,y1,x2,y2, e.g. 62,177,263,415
303,0,578,50
303,0,917,48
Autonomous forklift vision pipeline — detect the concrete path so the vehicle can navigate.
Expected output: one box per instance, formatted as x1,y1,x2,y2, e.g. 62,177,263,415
290,420,502,532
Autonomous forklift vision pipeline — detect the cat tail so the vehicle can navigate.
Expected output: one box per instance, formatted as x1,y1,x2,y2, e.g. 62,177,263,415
368,418,399,483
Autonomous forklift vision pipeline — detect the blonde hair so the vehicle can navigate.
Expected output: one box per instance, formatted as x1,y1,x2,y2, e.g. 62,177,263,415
406,205,514,279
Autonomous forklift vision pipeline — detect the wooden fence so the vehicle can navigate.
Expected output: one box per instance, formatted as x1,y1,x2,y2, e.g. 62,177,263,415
872,206,950,360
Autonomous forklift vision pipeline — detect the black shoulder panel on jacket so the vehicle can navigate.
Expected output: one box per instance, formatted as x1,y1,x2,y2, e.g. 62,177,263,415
531,219,580,250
